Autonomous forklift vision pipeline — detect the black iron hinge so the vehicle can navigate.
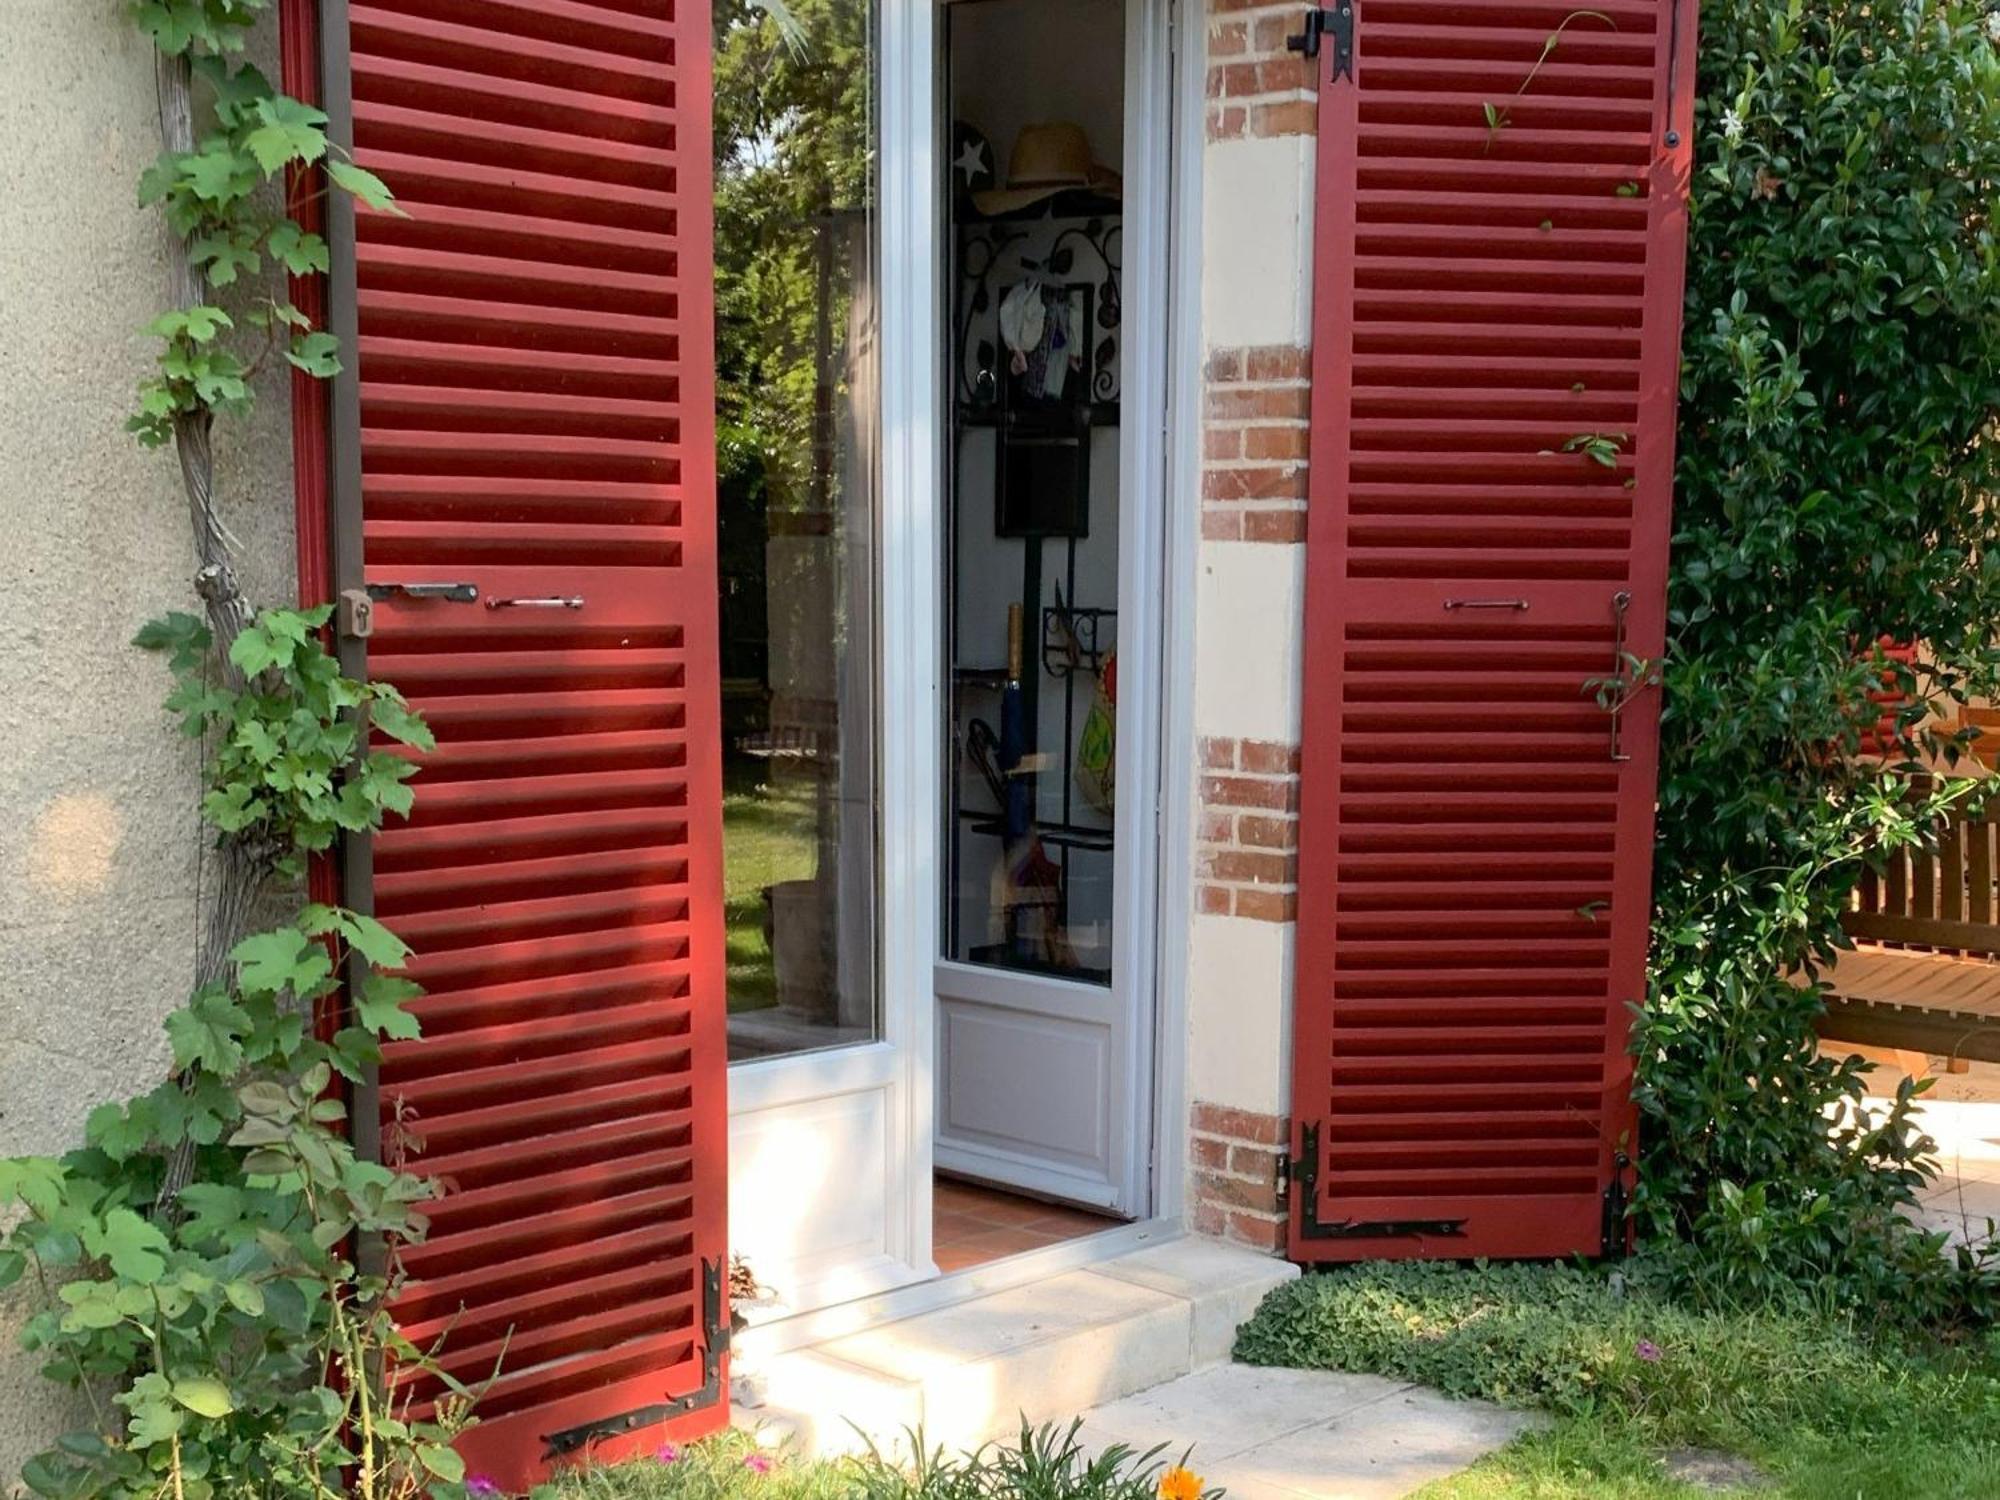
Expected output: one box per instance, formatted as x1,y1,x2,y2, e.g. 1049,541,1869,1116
1286,2,1355,82
1291,1122,1467,1243
1600,1151,1632,1259
543,1257,731,1460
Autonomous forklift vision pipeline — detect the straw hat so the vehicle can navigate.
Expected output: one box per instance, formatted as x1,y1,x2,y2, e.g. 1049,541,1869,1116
972,122,1121,216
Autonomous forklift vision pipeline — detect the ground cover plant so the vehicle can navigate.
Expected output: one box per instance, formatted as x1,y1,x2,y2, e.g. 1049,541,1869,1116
525,1423,1213,1500
1236,1262,2000,1499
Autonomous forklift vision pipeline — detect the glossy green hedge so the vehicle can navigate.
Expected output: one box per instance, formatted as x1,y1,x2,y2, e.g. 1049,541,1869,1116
1638,0,2000,1315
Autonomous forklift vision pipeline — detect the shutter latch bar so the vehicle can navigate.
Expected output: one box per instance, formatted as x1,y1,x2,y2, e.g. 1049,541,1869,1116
1286,2,1354,82
364,580,479,603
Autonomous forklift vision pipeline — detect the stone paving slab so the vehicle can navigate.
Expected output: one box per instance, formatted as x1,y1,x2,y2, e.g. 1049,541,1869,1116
1075,1363,1537,1500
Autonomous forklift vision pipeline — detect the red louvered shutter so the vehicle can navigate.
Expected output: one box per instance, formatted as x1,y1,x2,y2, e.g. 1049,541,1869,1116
311,0,728,1484
1288,0,1696,1260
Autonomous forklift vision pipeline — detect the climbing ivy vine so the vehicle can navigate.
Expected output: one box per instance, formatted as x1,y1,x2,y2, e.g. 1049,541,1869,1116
1,4,472,1496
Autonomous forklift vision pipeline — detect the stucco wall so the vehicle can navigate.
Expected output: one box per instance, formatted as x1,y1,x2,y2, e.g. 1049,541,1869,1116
0,2,296,1480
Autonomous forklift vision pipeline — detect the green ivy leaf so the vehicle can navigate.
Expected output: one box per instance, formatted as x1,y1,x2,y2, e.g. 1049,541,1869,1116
164,986,250,1076
231,926,330,999
369,694,435,752
286,331,342,379
87,1210,170,1284
245,93,330,173
326,158,402,214
170,1375,235,1419
355,973,423,1042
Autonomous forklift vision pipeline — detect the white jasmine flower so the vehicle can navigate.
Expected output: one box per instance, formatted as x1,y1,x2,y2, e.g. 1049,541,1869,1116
1987,9,2000,41
1721,107,1746,144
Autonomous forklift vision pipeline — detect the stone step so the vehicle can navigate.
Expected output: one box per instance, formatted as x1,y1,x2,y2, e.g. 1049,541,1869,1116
732,1236,1298,1458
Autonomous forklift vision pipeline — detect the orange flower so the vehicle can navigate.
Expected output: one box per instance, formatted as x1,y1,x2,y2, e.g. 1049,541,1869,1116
1159,1466,1204,1500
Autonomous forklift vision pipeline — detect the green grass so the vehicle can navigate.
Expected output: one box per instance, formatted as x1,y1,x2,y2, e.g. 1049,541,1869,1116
1234,1262,2000,1500
721,754,818,1014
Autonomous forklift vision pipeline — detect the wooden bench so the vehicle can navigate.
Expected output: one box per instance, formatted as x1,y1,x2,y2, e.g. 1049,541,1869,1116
1815,802,2000,1068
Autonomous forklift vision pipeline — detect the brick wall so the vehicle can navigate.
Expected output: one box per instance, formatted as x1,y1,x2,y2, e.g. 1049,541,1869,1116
1206,1,1317,142
1197,735,1299,921
1189,1102,1287,1253
1201,345,1311,544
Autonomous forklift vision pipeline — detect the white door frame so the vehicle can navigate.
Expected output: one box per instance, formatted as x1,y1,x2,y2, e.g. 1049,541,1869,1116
723,0,943,1313
728,0,1206,1327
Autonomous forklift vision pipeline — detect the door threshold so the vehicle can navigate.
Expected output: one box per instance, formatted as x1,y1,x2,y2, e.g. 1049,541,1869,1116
731,1232,1297,1459
734,1217,1184,1361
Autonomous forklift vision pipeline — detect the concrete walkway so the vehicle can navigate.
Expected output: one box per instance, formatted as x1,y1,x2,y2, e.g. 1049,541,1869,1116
1908,1096,2000,1248
1075,1362,1534,1500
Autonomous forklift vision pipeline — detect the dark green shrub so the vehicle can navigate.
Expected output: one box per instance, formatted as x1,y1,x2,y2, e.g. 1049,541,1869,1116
1642,0,2000,1314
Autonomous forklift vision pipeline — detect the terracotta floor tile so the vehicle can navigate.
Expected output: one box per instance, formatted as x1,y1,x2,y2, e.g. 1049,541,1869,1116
930,1177,1124,1271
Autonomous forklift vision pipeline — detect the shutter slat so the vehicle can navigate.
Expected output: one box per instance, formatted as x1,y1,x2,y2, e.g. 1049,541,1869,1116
1290,0,1693,1261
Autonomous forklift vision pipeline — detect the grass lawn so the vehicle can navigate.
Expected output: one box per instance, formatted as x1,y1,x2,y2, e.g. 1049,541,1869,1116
1234,1262,2000,1500
721,754,819,1014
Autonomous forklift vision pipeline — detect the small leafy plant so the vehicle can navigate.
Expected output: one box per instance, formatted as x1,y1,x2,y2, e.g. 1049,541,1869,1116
529,1423,1219,1500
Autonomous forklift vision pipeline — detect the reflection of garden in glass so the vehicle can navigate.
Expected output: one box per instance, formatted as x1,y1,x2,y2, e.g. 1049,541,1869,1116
713,0,878,1047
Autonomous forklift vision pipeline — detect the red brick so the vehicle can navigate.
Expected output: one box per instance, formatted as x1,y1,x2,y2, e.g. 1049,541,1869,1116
1251,13,1295,50
1245,425,1309,460
1240,739,1301,775
1252,99,1319,137
1229,1142,1279,1178
1199,848,1294,886
1201,507,1244,540
1192,1102,1286,1146
1202,773,1295,811
1209,19,1248,55
1204,426,1243,461
1190,1199,1227,1236
1191,1135,1230,1170
1206,385,1311,421
1199,810,1236,844
1204,348,1245,383
1242,508,1308,544
1234,887,1299,923
1199,735,1238,771
1215,58,1313,97
1203,464,1307,502
1225,1211,1287,1253
1194,1169,1280,1214
1236,812,1298,849
1245,346,1311,382
1206,105,1248,142
1195,883,1233,916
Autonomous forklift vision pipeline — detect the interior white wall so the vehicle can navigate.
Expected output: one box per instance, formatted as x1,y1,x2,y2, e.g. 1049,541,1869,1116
949,0,1126,175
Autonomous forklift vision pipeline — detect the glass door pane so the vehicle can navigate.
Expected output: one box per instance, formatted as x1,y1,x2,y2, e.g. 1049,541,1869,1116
714,0,880,1059
941,0,1127,985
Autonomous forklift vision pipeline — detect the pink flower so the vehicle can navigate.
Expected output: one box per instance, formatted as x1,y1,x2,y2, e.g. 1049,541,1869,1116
656,1442,682,1464
1635,1339,1663,1363
466,1479,501,1498
743,1453,774,1475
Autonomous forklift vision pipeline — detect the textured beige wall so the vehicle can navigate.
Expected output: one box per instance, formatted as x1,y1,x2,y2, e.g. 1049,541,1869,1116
0,2,296,1481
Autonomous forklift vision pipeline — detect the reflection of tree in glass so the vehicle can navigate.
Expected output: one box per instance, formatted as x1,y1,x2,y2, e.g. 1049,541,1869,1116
713,0,870,531
713,0,874,1026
